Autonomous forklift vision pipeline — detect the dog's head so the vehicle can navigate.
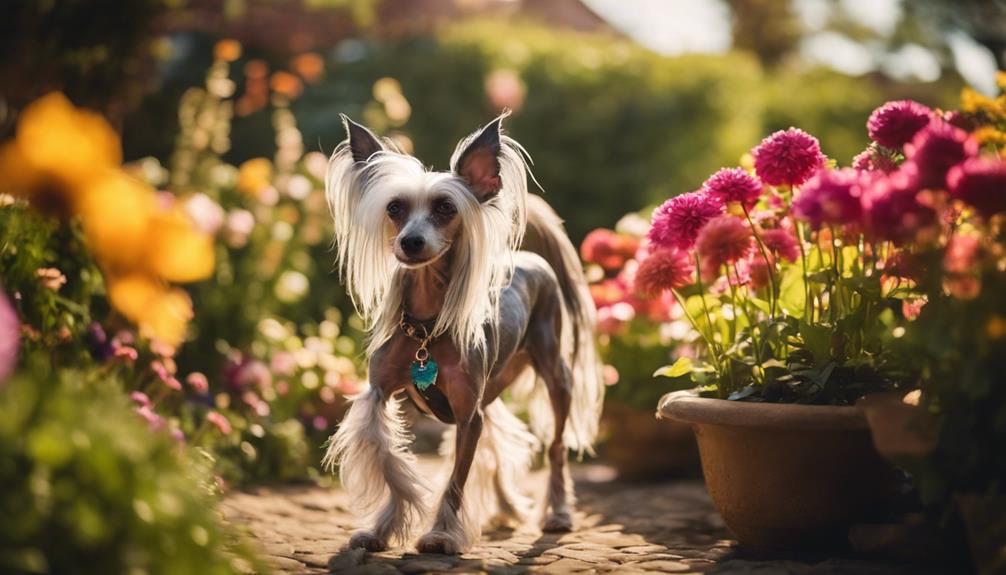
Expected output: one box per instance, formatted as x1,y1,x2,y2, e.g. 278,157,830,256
326,113,529,343
338,114,515,268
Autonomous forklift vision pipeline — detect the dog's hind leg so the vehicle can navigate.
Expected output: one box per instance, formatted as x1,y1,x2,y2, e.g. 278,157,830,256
527,299,576,532
322,388,429,551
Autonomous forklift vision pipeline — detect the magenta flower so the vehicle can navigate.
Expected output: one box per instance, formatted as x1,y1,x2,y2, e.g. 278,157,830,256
861,166,937,245
947,157,1006,217
904,120,978,189
633,249,695,296
752,128,826,187
760,228,800,263
701,168,763,208
747,254,775,289
792,168,864,230
867,100,932,149
186,372,210,394
136,405,166,431
130,391,152,408
206,411,233,435
0,290,18,383
696,215,754,275
648,191,724,250
852,146,898,174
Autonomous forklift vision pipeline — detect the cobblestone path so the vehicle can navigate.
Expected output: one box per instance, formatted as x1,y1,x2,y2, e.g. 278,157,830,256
222,459,942,574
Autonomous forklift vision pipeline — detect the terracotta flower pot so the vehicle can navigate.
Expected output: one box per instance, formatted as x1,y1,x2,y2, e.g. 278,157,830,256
658,391,898,550
601,402,697,480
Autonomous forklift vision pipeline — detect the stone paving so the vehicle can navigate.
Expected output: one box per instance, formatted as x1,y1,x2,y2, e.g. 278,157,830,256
222,458,943,574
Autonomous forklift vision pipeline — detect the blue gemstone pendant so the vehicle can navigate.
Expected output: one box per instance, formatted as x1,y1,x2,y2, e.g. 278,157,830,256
411,358,439,391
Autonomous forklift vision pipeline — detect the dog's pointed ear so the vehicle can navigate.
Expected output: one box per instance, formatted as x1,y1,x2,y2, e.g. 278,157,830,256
453,111,511,201
341,114,384,164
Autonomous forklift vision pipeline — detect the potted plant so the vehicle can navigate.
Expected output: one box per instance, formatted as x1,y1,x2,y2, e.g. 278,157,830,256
858,77,1006,574
580,216,698,480
648,110,948,548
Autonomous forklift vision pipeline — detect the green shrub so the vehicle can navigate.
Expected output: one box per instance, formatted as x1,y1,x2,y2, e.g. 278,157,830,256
0,357,261,574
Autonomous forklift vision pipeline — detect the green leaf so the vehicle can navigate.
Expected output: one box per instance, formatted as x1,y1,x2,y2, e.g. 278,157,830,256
654,357,693,379
799,320,832,366
779,266,806,319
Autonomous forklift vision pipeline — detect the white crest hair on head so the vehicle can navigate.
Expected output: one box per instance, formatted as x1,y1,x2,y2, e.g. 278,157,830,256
325,116,532,362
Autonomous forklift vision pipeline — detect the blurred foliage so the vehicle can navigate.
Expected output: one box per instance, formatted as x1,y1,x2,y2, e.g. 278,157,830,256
126,20,959,242
0,0,164,130
727,0,802,68
0,356,260,575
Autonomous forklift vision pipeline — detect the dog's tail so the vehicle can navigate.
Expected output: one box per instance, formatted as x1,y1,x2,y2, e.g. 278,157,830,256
521,194,604,456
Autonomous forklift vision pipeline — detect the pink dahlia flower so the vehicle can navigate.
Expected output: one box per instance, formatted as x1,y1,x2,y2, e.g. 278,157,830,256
648,192,723,250
861,166,937,245
752,128,826,187
760,228,800,263
701,167,763,209
633,249,695,296
852,145,898,174
792,168,864,230
947,157,1006,217
867,100,932,149
747,253,775,289
0,290,17,383
904,120,978,189
696,215,754,275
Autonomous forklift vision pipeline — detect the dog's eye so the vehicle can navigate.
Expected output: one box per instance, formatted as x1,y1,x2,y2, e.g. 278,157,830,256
386,200,403,216
435,199,456,215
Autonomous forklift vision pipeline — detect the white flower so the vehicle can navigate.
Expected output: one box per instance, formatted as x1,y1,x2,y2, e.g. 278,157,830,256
275,270,308,303
184,193,225,235
224,209,255,248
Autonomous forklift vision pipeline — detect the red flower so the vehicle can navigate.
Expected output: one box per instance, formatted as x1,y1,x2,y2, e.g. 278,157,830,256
580,228,640,272
867,100,932,149
752,128,826,187
947,157,1006,217
633,249,695,296
648,192,723,250
696,216,754,274
760,228,800,263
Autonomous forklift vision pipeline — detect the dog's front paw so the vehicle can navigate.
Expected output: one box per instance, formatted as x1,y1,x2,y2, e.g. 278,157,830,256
348,530,387,552
542,510,573,533
415,530,462,554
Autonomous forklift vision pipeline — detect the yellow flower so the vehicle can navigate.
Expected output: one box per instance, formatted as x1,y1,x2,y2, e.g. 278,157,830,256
0,93,121,216
77,170,157,270
107,275,192,346
236,158,272,197
145,207,215,283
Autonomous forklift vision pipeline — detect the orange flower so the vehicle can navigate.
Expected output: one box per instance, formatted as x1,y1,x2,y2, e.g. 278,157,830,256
291,53,325,84
214,39,242,63
107,275,193,346
270,71,303,99
145,208,215,283
77,171,157,269
236,158,272,197
0,92,121,216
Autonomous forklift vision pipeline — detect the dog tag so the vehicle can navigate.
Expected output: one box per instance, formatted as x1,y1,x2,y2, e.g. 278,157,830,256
411,359,438,391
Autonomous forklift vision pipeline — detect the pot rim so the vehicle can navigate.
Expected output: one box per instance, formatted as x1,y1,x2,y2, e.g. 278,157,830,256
658,390,868,430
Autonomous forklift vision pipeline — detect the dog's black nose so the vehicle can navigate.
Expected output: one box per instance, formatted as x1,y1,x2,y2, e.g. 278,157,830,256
400,235,426,255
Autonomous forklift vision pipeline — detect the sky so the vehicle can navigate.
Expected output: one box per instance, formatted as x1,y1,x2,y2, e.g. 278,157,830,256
582,0,999,94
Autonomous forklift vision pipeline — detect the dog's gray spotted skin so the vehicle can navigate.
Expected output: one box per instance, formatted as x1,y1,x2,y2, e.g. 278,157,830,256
322,113,603,554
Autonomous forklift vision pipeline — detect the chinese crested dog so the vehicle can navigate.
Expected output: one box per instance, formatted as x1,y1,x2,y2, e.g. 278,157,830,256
322,112,603,554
